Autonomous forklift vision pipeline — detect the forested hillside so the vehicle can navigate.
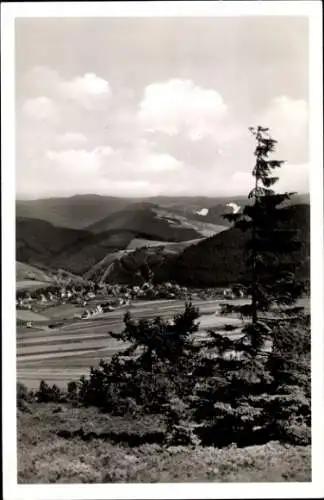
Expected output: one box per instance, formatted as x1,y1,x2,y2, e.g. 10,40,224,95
156,204,310,287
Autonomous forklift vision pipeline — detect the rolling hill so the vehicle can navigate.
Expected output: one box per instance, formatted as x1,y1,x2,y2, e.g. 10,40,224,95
16,217,156,275
16,195,136,230
155,204,310,287
83,239,202,285
168,193,310,226
16,260,91,292
16,261,55,293
51,203,228,275
16,195,238,230
16,218,91,269
16,193,309,231
85,202,225,238
16,195,310,284
16,203,226,276
16,261,53,283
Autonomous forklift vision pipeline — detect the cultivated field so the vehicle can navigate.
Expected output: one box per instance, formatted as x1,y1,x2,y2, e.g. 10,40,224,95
17,299,243,388
16,280,53,292
17,297,309,389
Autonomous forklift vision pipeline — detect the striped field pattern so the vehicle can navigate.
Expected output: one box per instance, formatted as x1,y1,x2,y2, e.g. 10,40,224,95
17,299,242,389
17,297,309,389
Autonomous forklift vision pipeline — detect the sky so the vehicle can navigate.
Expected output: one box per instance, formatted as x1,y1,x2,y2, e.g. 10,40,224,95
15,16,309,199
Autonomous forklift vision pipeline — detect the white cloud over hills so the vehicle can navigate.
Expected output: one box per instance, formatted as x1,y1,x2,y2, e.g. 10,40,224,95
16,18,309,199
139,79,228,140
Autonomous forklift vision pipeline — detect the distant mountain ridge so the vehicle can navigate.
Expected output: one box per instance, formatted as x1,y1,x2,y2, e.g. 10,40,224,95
16,193,309,230
16,195,136,230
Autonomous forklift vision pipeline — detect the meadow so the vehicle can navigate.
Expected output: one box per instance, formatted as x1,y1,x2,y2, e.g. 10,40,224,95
18,402,311,483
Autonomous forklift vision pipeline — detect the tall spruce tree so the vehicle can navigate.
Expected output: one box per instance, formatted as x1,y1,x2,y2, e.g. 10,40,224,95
189,127,309,447
222,125,305,353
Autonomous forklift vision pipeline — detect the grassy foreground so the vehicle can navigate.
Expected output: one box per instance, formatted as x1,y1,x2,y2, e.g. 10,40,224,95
18,402,311,483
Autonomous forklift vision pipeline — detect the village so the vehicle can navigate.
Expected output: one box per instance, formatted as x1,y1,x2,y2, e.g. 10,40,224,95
16,279,247,328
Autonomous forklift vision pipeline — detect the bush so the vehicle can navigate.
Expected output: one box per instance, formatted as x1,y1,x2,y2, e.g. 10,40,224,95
274,419,311,445
67,381,78,401
77,303,200,417
17,382,29,402
17,382,33,412
78,358,139,414
78,357,181,416
36,380,64,403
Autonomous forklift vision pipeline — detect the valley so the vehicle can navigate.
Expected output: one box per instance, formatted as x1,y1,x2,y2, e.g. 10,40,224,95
16,194,311,391
16,197,309,286
13,102,314,488
12,12,315,486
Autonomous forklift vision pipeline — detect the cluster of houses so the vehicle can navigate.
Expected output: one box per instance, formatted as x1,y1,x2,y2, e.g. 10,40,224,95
79,282,190,319
222,286,246,300
16,284,99,309
123,281,189,300
81,304,104,319
80,298,132,319
16,277,247,322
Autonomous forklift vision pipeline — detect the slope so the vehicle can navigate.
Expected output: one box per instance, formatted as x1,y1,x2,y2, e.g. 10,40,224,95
83,239,203,285
16,261,53,283
16,207,206,276
148,193,310,226
16,217,90,269
86,203,207,238
156,204,310,287
16,195,135,230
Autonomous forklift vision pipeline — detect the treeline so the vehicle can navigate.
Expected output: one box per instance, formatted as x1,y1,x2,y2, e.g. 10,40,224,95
155,204,310,287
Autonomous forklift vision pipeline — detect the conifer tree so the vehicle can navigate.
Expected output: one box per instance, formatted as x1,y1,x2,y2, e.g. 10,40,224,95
189,127,309,446
109,301,200,366
222,126,305,353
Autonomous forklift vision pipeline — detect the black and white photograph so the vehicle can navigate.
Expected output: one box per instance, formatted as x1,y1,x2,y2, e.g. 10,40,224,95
1,1,323,498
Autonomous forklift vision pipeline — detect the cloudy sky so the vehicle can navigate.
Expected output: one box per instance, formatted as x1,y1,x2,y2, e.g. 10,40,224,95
16,16,309,199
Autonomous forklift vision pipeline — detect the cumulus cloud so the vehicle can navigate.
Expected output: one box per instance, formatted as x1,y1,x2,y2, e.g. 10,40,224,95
137,152,183,174
17,67,309,198
22,66,112,112
41,142,183,198
46,149,101,181
20,142,170,198
39,147,113,196
139,79,227,139
22,96,59,122
60,73,111,109
46,146,116,175
147,130,226,170
97,145,183,183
